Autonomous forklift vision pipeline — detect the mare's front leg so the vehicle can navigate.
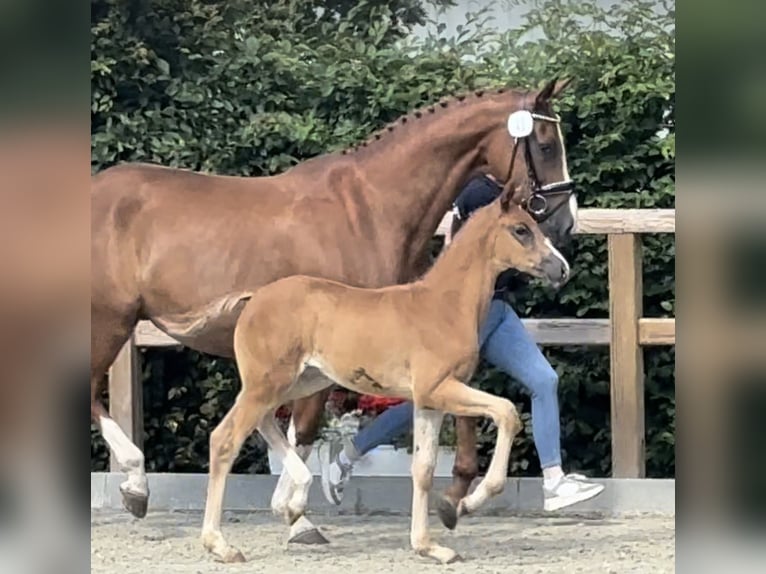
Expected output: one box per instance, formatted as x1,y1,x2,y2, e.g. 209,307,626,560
410,406,462,564
424,377,522,531
438,415,479,529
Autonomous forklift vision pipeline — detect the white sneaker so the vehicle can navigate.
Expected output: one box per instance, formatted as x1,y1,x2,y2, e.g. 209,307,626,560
318,439,354,506
543,473,605,511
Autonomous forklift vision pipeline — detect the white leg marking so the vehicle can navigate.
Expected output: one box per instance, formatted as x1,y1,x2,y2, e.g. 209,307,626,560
260,417,312,520
99,416,147,494
544,237,570,279
272,418,297,513
410,407,457,564
272,417,313,515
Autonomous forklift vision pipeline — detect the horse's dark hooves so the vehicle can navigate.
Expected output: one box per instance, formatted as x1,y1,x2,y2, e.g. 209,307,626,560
288,527,330,545
436,497,459,530
446,552,464,564
121,489,149,519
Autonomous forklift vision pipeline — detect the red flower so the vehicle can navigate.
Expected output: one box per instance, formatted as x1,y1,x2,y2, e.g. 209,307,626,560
275,405,292,419
357,394,405,414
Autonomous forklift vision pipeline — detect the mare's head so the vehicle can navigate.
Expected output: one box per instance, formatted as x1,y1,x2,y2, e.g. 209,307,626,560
482,77,578,247
486,185,571,289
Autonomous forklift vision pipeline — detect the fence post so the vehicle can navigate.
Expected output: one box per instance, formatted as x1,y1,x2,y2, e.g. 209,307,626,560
107,335,143,471
608,233,646,477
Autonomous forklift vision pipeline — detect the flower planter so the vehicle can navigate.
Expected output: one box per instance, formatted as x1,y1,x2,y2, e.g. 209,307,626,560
268,444,456,477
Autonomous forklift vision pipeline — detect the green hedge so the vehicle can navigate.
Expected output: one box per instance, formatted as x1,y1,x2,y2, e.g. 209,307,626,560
91,0,675,477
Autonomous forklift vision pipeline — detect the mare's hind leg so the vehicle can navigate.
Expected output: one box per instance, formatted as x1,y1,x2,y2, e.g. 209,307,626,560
270,417,301,517
90,305,148,518
272,416,329,545
259,416,314,526
277,377,334,545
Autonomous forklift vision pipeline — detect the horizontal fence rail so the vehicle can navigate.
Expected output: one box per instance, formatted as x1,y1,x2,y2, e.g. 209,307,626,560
134,316,676,348
108,208,675,477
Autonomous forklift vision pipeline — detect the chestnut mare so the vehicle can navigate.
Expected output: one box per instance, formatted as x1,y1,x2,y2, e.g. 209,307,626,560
90,78,577,541
202,186,570,564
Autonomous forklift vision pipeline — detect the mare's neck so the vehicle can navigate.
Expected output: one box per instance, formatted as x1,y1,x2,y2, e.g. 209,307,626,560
350,92,522,279
419,203,503,335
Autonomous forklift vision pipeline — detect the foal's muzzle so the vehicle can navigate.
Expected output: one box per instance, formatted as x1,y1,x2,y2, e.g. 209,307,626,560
540,253,570,288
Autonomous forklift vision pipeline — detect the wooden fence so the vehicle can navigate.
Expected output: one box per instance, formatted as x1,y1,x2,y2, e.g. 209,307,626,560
108,208,675,478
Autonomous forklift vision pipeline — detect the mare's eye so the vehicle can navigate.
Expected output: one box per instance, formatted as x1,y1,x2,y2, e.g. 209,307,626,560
539,143,554,156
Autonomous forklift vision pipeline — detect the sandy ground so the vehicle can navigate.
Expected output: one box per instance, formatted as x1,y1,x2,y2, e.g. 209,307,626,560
91,510,675,574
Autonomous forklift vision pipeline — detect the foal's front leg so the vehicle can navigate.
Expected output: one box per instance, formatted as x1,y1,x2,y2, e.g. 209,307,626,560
410,406,462,564
425,377,523,530
439,415,479,529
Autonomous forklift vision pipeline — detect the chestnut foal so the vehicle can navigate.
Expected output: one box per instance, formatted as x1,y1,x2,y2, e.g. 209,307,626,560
201,186,569,564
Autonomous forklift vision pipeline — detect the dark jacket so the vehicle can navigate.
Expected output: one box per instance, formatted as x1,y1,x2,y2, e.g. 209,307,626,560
451,174,528,302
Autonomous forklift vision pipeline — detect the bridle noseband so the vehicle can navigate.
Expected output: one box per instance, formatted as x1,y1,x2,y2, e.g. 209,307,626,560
504,110,576,223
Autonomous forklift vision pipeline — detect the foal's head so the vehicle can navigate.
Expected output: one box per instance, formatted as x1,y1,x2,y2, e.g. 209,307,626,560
486,186,571,288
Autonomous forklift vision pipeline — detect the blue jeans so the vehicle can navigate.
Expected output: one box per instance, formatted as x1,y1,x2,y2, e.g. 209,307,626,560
351,299,562,469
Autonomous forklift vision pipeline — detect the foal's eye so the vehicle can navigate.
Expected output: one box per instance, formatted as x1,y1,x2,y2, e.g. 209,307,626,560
539,143,554,156
512,224,532,242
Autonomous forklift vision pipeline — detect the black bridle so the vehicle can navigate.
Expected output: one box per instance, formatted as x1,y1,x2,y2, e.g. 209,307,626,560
504,111,576,223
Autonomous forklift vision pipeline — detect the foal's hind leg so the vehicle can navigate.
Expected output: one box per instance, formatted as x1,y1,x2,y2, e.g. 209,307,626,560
201,390,270,563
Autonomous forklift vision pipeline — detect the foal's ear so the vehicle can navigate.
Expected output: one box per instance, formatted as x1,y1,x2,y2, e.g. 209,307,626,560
536,77,574,105
499,184,523,212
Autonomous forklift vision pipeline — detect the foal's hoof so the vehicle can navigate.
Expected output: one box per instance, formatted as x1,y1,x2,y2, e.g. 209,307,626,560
120,487,149,519
436,496,459,530
417,545,463,565
202,532,246,563
222,549,246,563
211,547,246,563
446,552,464,565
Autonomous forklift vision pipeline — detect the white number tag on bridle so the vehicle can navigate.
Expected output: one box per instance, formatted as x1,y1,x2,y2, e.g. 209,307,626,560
507,110,534,138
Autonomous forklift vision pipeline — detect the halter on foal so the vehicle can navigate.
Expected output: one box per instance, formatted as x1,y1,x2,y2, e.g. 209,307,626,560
201,185,570,564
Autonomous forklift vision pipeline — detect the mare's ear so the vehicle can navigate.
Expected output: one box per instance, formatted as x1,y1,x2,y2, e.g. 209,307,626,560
535,77,574,105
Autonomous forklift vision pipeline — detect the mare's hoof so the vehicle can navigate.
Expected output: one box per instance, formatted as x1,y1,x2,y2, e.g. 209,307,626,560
416,546,463,564
288,527,330,545
120,487,148,519
436,496,459,530
287,523,330,544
